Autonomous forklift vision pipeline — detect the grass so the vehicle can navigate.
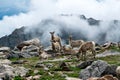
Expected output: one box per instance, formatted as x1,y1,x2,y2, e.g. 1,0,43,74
11,47,120,80
14,76,24,80
97,55,120,66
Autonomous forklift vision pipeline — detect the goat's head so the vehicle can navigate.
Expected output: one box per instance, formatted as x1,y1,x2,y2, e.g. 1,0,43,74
50,31,55,35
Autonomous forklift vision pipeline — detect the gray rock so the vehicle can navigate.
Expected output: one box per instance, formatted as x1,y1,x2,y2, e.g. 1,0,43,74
46,63,53,68
77,60,93,69
0,64,28,79
17,38,41,51
79,60,109,80
21,52,32,58
21,45,39,52
0,59,11,65
35,62,45,68
44,67,49,71
12,60,27,64
102,65,117,76
29,52,39,57
0,47,10,53
6,50,22,59
14,67,28,77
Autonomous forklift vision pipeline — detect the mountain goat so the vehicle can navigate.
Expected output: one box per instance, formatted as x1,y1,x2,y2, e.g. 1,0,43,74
78,41,96,60
68,35,84,48
50,31,62,47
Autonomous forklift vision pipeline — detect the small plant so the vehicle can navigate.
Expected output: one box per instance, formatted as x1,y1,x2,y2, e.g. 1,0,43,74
37,69,45,75
14,75,24,80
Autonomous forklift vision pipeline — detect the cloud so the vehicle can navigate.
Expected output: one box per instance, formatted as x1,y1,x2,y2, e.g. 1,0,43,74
0,0,120,44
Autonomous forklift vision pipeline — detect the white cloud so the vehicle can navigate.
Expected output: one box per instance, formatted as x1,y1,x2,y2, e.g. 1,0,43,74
0,0,120,38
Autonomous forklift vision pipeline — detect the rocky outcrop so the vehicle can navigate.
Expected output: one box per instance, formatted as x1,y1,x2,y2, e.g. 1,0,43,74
0,59,28,79
0,47,11,59
79,60,109,80
17,38,41,51
0,27,42,49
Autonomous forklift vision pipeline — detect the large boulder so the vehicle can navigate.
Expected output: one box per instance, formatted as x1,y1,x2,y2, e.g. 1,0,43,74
0,59,11,65
79,60,109,80
0,47,11,59
17,38,41,50
21,45,39,52
0,64,28,79
102,65,117,76
6,51,22,59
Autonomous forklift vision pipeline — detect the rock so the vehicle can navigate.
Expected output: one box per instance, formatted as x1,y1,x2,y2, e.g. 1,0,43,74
77,60,94,69
79,60,109,80
66,77,82,80
59,62,71,71
0,64,28,79
0,59,11,65
34,70,39,74
21,52,32,58
0,52,6,59
20,44,40,58
32,75,41,79
21,45,39,53
17,38,41,50
12,60,27,64
116,66,120,80
14,67,28,77
0,73,11,80
46,63,53,68
0,47,10,53
44,67,49,71
29,52,39,57
6,50,22,59
26,75,41,80
102,65,117,76
0,64,14,79
35,62,45,68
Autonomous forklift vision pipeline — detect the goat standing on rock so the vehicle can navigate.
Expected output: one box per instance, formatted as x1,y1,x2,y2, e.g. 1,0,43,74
78,41,96,60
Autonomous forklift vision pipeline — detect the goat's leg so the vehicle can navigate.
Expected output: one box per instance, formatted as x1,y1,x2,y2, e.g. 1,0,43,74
84,52,87,61
92,50,96,59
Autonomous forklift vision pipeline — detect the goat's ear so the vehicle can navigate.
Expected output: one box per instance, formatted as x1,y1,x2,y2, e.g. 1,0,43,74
53,31,55,33
50,32,52,34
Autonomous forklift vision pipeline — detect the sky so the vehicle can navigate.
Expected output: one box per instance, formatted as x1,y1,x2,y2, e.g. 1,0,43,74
0,0,120,37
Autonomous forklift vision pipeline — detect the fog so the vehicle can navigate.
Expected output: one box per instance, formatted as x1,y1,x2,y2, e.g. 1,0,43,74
0,0,120,44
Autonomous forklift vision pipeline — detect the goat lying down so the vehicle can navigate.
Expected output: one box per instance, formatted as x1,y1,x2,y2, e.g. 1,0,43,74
62,45,78,55
87,75,118,80
39,48,52,60
78,41,96,60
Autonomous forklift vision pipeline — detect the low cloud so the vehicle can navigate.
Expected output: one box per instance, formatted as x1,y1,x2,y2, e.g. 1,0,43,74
0,0,120,44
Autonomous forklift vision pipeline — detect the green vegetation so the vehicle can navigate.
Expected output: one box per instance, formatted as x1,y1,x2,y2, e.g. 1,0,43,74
12,48,120,79
97,55,120,66
14,76,24,80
